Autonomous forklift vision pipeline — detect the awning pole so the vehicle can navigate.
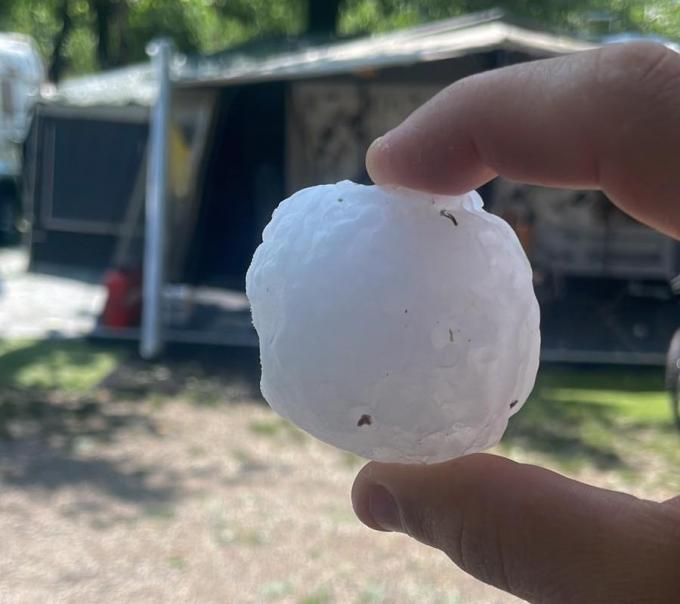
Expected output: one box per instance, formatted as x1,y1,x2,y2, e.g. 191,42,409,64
140,38,172,359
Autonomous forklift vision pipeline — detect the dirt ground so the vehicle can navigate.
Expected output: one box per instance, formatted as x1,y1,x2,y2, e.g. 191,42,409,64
0,376,521,604
0,344,678,604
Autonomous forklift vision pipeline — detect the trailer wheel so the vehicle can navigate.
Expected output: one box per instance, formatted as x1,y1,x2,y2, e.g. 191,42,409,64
665,327,680,429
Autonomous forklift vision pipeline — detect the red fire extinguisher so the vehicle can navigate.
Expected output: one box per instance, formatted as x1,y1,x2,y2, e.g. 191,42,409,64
101,268,142,328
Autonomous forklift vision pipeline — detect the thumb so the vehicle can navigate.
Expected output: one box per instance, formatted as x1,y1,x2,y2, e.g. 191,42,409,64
352,454,680,604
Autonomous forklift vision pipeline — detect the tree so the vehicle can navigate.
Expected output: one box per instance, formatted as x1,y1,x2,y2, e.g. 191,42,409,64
90,0,110,68
0,0,678,81
337,0,680,37
0,0,97,78
308,0,342,35
48,0,72,82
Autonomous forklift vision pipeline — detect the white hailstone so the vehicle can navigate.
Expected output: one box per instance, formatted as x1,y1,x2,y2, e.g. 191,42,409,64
246,181,540,464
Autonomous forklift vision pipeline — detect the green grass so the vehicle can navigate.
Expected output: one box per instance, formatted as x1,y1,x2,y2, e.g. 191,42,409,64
167,555,186,570
1,338,677,488
299,587,333,604
260,580,293,600
143,504,176,521
0,339,121,392
357,582,386,603
340,451,364,468
209,506,267,547
248,416,307,443
502,364,680,477
530,366,668,424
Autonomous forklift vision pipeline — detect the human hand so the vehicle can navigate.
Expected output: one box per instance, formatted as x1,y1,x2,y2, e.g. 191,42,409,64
352,43,680,604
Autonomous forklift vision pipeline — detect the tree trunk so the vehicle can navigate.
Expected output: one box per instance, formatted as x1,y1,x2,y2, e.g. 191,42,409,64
91,0,113,69
48,0,72,83
307,0,341,35
113,1,130,67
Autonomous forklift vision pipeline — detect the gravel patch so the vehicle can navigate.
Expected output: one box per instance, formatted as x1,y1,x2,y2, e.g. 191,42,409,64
0,248,104,339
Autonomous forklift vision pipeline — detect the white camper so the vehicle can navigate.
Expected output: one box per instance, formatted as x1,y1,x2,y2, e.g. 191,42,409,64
0,33,44,242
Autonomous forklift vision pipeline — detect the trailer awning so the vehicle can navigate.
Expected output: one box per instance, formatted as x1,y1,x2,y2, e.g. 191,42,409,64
51,10,597,108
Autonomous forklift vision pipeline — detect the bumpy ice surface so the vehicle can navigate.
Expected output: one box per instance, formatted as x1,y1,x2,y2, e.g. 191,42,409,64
246,181,540,464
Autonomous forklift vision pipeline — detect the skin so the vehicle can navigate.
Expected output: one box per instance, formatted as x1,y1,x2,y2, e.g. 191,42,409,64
351,42,680,604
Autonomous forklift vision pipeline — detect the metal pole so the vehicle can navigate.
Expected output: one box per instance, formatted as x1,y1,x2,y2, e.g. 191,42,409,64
140,39,172,359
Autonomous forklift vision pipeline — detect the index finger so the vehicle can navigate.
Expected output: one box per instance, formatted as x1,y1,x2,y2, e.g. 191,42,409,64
366,42,680,238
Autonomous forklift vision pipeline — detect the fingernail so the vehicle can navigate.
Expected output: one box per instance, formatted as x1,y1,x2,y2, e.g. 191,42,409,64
365,135,390,184
367,484,402,532
368,135,384,152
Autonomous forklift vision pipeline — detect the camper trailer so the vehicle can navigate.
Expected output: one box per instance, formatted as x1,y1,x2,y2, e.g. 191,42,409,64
22,11,680,363
0,33,44,243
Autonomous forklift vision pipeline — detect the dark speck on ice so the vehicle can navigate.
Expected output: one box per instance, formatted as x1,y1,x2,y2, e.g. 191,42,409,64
357,414,373,427
439,209,458,226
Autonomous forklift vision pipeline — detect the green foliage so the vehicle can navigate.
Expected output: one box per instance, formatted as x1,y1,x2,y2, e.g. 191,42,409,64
339,0,680,37
0,0,679,79
63,18,97,74
0,0,308,79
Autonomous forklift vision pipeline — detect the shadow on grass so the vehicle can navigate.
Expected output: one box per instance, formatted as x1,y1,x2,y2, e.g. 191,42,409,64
0,339,263,400
0,339,263,512
0,340,175,510
505,397,623,469
504,364,672,470
7,339,671,495
0,339,120,391
99,343,263,404
0,386,178,507
532,364,664,394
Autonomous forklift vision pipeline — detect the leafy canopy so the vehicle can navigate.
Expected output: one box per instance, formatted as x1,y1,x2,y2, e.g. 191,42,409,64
0,0,677,79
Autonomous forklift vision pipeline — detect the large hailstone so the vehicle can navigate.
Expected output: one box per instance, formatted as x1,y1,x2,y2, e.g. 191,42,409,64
246,181,540,464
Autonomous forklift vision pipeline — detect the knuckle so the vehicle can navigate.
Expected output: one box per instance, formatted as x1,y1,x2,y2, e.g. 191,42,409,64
402,504,445,549
460,517,511,592
596,42,680,98
591,42,680,143
402,498,512,593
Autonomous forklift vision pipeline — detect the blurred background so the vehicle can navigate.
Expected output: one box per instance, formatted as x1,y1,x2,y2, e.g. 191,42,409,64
2,1,680,603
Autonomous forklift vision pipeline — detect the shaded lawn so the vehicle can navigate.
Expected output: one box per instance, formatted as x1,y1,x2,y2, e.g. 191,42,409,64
0,340,127,442
0,339,260,447
1,339,678,490
500,364,680,494
2,340,679,603
0,339,121,392
505,365,671,457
